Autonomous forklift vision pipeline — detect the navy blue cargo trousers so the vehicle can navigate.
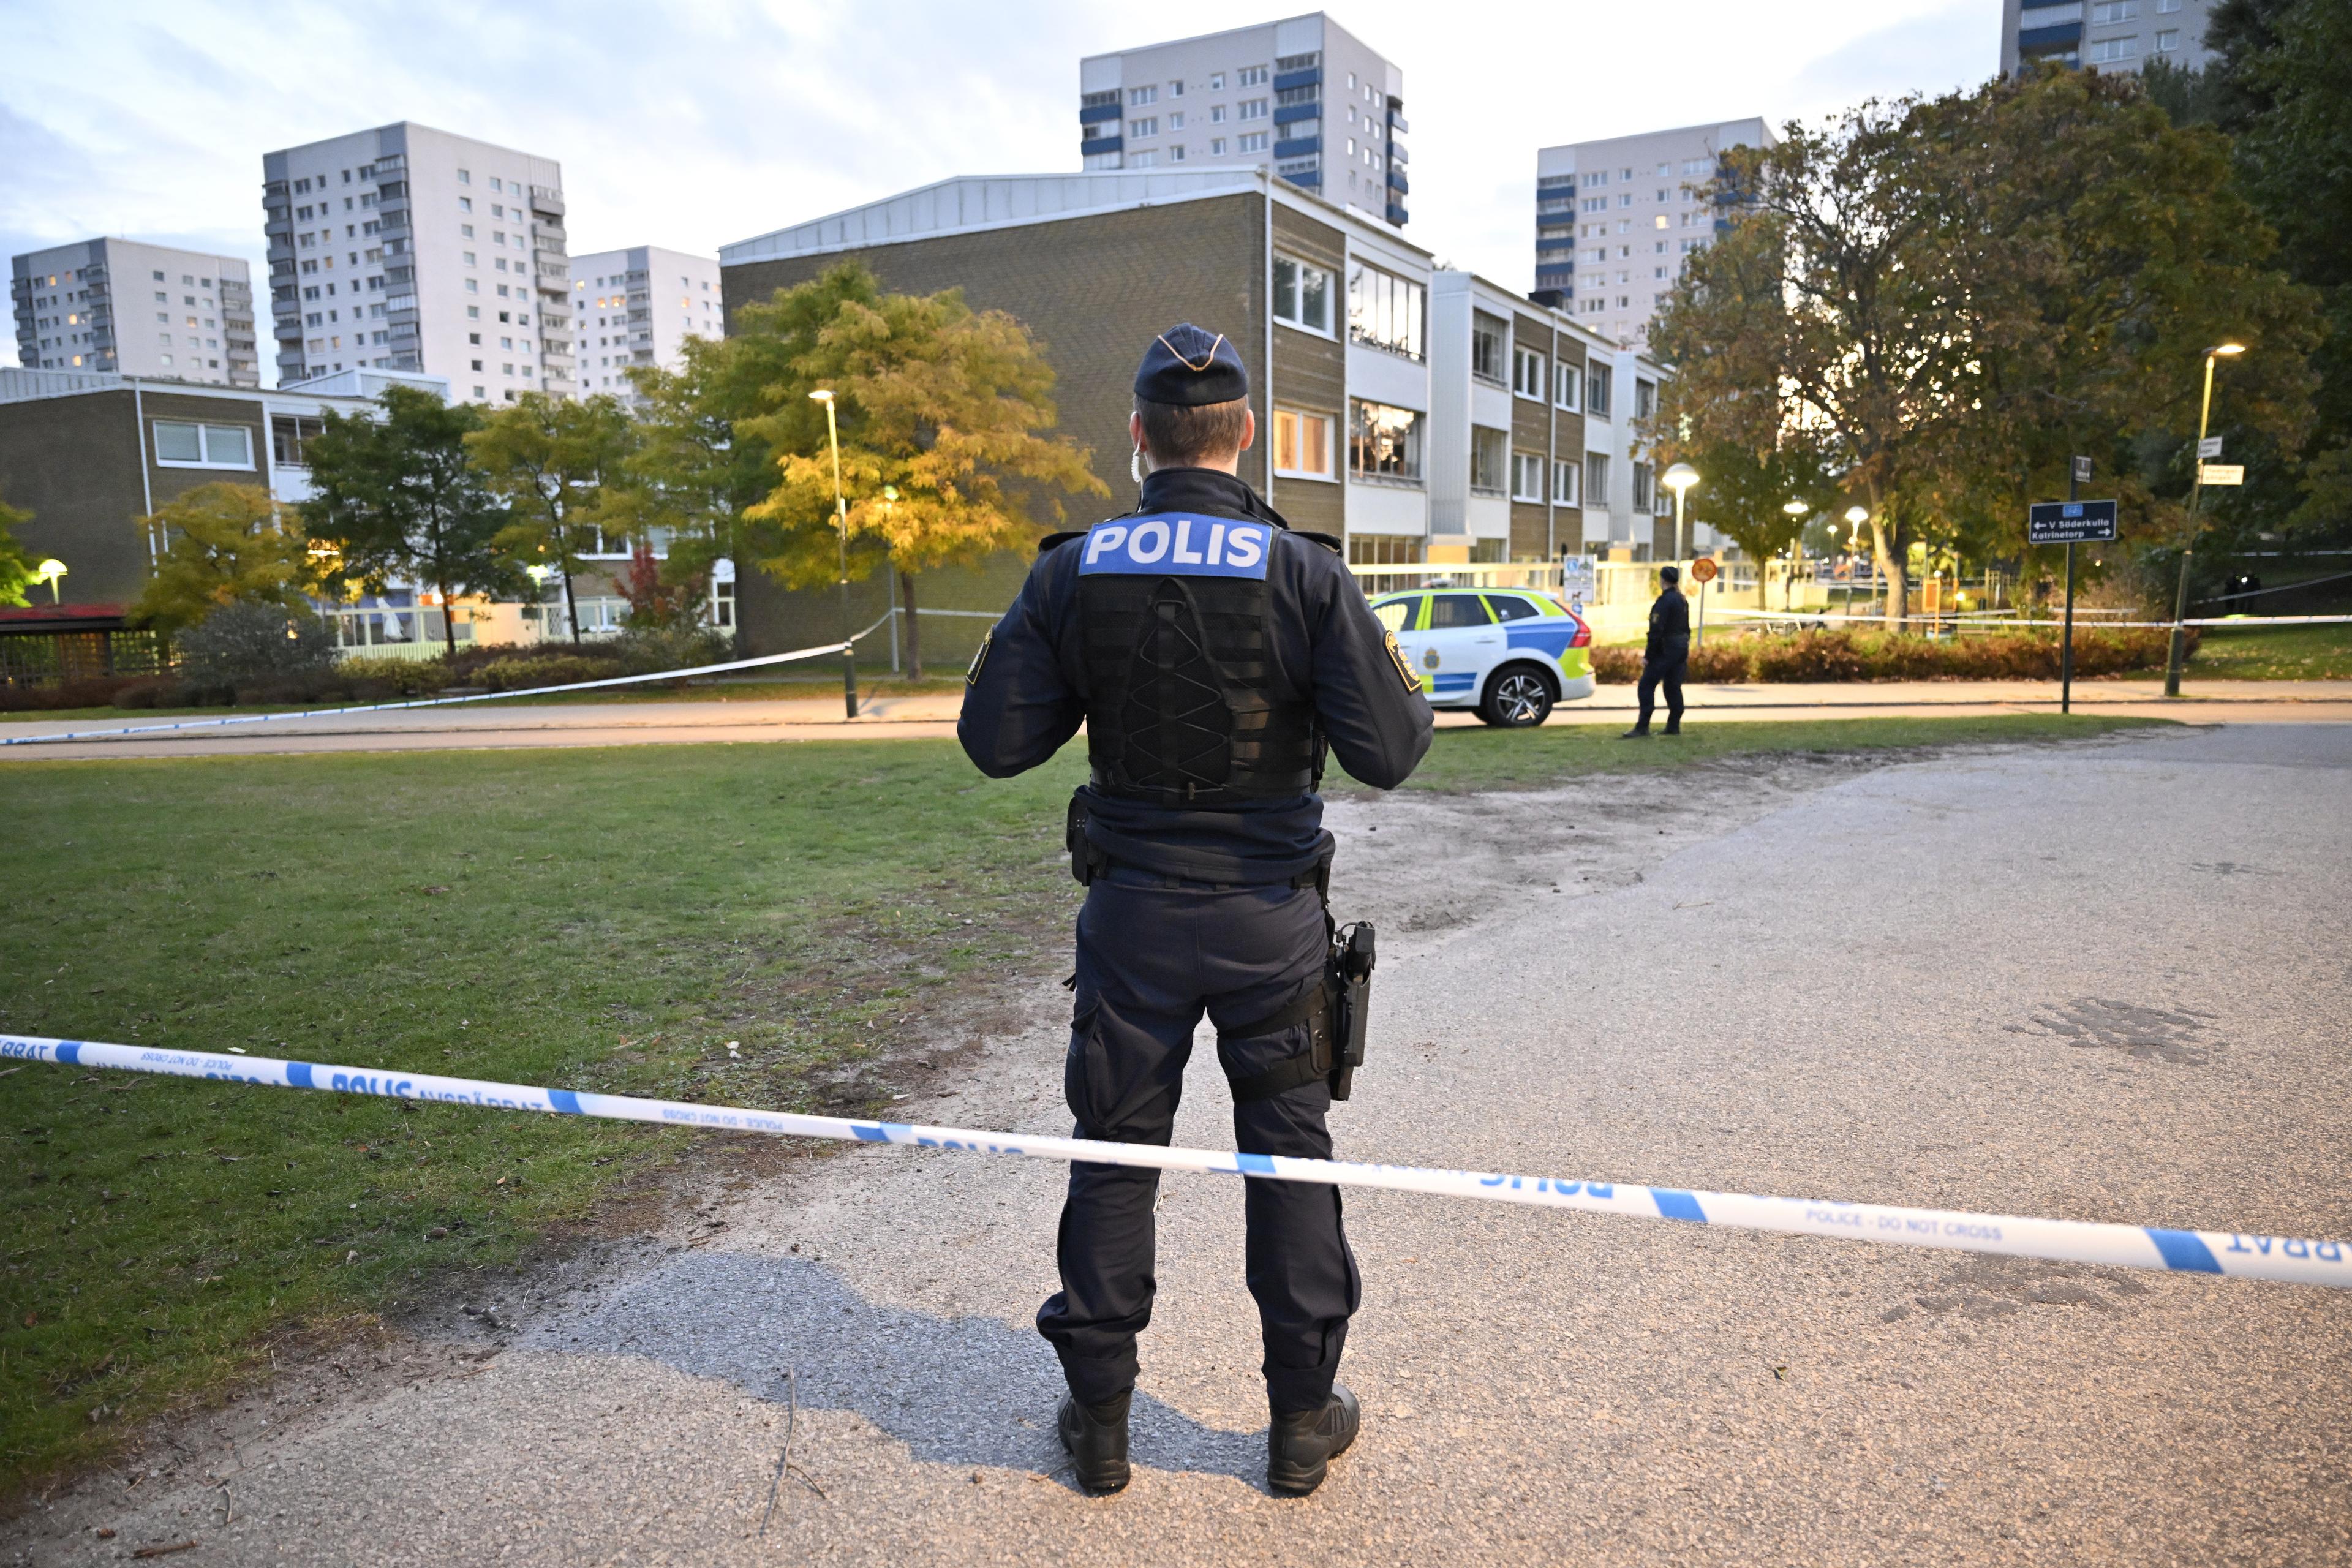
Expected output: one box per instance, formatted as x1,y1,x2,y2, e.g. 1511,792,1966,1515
1036,865,1360,1417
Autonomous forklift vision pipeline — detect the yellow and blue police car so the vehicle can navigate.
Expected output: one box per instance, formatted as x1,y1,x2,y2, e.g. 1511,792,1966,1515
1368,587,1596,728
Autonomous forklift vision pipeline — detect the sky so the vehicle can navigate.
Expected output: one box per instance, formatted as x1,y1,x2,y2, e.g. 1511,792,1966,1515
1,0,1999,373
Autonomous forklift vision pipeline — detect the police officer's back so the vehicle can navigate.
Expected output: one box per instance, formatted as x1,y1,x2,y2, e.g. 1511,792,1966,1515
1623,564,1691,738
959,323,1432,1496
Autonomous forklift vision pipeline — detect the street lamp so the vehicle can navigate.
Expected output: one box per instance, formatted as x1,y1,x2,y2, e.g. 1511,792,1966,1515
524,563,553,636
2165,342,2246,697
1781,500,1809,611
33,559,66,605
1661,462,1700,563
1844,506,1870,619
810,388,858,718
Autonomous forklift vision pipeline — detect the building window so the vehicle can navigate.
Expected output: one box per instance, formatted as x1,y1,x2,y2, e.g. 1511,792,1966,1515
1513,344,1547,400
1635,379,1656,420
271,414,325,465
1552,458,1580,507
1211,137,1229,155
1471,428,1508,494
2089,0,2137,18
1273,408,1336,480
1347,262,1425,360
1237,65,1268,86
1129,117,1158,138
1129,85,1156,105
1470,311,1507,383
2087,35,2138,61
1586,363,1613,418
1348,534,1425,565
2154,27,2179,48
1129,149,1158,168
1238,132,1269,153
153,421,254,469
1272,255,1334,334
1632,461,1655,513
1349,399,1425,484
1510,452,1545,502
1553,361,1580,411
1238,99,1268,120
1586,453,1611,506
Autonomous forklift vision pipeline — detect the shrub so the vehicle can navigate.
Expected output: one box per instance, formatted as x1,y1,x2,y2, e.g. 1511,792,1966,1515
469,654,622,692
335,655,456,697
1587,625,2187,684
175,602,338,683
609,625,733,677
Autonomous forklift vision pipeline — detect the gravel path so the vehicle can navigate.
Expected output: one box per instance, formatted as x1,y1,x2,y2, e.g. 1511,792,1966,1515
10,724,2349,1566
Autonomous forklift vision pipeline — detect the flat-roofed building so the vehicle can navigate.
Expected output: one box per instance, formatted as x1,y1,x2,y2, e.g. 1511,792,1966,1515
2002,0,2214,74
12,238,259,387
568,245,723,402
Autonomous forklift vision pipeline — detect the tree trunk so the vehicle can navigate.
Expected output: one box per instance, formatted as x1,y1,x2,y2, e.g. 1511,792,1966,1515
561,565,581,644
899,568,923,682
439,578,459,657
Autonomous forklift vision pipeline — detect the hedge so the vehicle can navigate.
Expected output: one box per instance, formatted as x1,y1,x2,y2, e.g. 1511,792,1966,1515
1588,626,2189,684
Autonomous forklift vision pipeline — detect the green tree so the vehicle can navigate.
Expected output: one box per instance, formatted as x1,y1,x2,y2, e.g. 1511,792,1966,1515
739,271,1106,677
466,391,638,644
301,385,518,656
623,266,884,615
125,483,317,632
1651,68,2318,625
0,496,38,607
1656,437,1838,606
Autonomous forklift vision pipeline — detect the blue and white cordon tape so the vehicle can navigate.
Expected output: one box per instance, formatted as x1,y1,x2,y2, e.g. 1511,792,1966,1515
7,1032,2346,1288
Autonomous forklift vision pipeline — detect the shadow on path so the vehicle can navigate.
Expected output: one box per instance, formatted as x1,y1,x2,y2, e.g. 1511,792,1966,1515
528,1251,1272,1491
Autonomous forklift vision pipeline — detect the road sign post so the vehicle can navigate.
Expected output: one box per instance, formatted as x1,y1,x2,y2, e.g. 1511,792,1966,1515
2029,491,2117,717
1690,555,1717,649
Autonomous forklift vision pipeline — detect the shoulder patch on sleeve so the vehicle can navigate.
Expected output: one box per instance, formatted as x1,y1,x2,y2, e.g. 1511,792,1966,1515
1384,628,1420,692
965,626,993,686
1293,530,1345,555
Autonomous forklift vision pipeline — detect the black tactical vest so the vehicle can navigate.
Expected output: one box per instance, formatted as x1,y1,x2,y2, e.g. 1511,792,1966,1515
1071,511,1321,805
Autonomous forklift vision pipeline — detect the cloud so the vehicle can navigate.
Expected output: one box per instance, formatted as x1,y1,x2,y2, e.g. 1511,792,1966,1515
1788,1,1996,117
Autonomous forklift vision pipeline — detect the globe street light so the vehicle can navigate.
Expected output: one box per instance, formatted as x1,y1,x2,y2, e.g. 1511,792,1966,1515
810,388,858,718
1661,462,1700,562
2165,342,2247,697
34,559,66,605
1844,506,1871,618
1781,500,1809,611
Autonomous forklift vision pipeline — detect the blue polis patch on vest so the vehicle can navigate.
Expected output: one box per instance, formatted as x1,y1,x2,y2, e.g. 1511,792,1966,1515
1077,513,1272,579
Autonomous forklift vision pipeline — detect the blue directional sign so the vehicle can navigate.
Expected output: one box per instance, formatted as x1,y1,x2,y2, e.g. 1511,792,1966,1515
2028,500,2118,545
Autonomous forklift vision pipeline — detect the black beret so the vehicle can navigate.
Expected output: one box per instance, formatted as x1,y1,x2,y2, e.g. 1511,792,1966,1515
1134,323,1249,407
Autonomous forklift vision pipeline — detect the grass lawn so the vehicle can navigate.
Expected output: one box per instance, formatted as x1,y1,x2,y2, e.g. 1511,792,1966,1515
0,711,2165,1493
2174,619,2352,680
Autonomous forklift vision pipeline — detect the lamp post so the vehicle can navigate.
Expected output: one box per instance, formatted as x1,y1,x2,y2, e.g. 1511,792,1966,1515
2165,342,2245,698
1781,500,1809,612
1844,506,1868,621
1662,462,1700,563
524,563,553,641
810,389,858,718
34,559,67,605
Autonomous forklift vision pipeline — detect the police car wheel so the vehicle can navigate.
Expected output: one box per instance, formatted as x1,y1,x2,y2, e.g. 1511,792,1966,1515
1479,667,1555,728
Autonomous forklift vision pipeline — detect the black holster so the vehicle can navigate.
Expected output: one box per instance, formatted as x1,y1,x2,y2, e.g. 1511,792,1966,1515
1226,916,1375,1105
1066,793,1110,886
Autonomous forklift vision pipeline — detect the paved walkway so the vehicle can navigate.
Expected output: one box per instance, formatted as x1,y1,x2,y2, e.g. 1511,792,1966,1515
4,680,2351,761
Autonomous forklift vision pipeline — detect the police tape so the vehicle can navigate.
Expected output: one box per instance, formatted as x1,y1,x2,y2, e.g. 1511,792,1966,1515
7,1032,2346,1289
0,616,905,750
1709,608,2352,630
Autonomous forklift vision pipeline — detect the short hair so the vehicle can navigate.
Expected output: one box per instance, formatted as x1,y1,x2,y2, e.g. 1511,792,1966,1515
1136,396,1250,467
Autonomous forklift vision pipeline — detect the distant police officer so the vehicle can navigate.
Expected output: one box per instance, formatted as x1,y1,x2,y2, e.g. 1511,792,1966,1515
958,323,1433,1497
1623,564,1690,738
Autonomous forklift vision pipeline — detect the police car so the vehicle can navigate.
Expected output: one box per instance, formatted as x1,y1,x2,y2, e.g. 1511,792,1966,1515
1368,587,1596,728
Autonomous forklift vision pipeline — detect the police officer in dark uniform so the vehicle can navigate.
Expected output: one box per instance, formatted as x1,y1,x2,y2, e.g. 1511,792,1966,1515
958,323,1433,1497
1623,563,1690,737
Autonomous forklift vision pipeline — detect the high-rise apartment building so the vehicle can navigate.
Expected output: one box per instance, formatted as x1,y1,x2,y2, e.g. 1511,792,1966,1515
568,246,723,401
261,123,574,401
2002,0,2212,74
11,239,258,386
1531,118,1772,353
1077,13,1409,228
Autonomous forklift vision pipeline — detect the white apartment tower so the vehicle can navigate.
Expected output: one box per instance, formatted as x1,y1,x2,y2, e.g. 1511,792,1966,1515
1532,118,1773,353
2002,0,2214,74
12,239,259,386
568,246,723,401
262,123,573,401
1079,13,1409,228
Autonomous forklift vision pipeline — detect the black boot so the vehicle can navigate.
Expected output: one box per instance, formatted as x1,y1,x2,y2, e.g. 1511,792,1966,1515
1267,1384,1360,1496
1619,726,1651,739
1057,1390,1131,1494
1661,719,1682,735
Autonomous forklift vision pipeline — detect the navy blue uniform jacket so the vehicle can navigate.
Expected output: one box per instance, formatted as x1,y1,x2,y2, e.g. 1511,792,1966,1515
957,467,1434,885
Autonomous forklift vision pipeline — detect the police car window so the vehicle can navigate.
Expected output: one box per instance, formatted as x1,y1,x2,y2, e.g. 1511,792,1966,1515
1487,595,1542,622
1428,594,1493,628
1373,597,1417,633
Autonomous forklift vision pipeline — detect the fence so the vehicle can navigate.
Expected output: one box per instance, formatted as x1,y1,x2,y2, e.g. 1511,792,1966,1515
0,624,172,689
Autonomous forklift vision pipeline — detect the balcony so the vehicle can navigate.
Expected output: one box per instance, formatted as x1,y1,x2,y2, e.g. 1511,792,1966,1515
1387,107,1409,134
1387,167,1409,195
265,215,293,239
1079,100,1121,125
1273,134,1321,159
1080,134,1123,157
1387,140,1407,165
1387,200,1409,227
1279,167,1322,190
1273,65,1321,92
2018,20,2082,50
1273,101,1319,126
529,184,565,217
